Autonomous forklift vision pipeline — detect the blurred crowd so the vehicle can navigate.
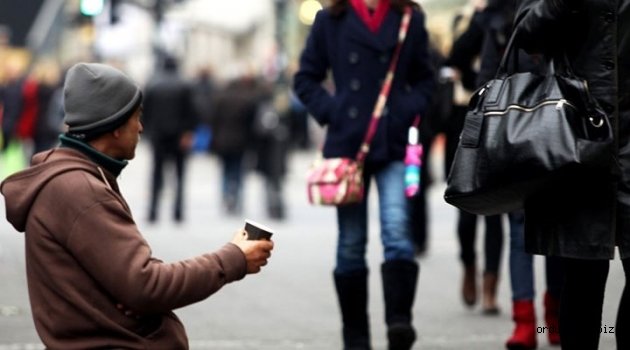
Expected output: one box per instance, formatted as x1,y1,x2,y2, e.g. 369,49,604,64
0,47,314,222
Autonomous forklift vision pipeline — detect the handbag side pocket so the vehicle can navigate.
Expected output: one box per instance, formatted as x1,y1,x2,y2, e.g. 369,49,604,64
460,111,484,148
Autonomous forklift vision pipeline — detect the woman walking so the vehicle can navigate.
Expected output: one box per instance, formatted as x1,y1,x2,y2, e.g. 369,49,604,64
293,0,434,349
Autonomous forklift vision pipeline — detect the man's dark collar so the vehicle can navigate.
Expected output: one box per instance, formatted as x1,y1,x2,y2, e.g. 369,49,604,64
59,134,128,177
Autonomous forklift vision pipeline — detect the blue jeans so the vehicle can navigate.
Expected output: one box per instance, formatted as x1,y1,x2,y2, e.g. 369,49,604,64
509,211,563,301
220,153,244,212
334,161,414,274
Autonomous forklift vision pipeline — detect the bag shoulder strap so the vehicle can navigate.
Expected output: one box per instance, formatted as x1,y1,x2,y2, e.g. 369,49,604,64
355,6,413,163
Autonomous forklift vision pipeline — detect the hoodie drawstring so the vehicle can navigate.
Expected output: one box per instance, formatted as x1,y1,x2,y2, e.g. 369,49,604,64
97,166,113,191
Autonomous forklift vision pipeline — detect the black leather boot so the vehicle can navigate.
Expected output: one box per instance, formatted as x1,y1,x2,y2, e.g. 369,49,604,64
381,260,419,350
334,269,371,350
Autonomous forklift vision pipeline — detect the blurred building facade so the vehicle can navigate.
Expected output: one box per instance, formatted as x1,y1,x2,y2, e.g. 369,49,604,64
0,0,472,84
0,0,325,84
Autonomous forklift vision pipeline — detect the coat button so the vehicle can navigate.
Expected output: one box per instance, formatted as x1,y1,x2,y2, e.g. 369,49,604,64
604,60,614,70
349,52,359,64
348,107,359,119
383,106,389,116
350,79,361,91
380,53,388,63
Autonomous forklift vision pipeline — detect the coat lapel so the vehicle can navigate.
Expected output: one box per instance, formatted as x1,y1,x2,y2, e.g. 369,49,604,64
346,8,400,52
376,11,400,49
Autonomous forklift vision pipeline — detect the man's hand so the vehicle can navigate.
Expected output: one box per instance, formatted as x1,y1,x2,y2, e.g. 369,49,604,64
231,229,274,274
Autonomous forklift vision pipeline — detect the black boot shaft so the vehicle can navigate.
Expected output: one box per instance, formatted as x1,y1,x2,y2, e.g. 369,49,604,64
334,269,371,350
381,260,419,350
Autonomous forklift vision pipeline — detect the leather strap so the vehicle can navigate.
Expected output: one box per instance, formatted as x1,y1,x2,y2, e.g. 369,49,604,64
355,6,413,163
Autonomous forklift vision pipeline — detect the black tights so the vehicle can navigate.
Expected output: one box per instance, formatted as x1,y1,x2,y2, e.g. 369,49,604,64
560,258,630,349
457,211,503,274
617,259,630,349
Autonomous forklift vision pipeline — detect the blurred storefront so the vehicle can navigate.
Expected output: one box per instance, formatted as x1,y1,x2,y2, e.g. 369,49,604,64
81,0,313,83
0,0,288,83
0,0,470,83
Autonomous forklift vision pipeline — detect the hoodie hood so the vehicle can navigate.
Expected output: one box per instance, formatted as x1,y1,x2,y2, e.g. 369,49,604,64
1,148,105,232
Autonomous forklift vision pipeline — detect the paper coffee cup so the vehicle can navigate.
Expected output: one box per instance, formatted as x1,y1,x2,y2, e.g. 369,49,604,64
244,219,274,240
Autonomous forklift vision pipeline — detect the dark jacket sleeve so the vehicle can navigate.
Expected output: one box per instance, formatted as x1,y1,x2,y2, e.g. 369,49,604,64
292,10,335,126
514,0,582,54
445,12,484,91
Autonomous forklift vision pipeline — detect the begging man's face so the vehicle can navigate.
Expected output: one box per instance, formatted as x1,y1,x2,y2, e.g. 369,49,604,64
115,107,144,160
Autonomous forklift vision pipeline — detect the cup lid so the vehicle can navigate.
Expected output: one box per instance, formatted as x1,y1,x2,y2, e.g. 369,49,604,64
245,219,275,233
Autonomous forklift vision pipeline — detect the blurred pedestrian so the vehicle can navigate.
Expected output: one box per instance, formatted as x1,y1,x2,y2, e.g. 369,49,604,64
407,38,452,256
38,66,68,150
143,56,198,223
293,0,434,348
443,1,505,315
507,210,563,349
0,55,30,179
1,57,26,151
209,73,260,215
460,0,565,348
13,72,38,154
252,82,291,220
191,66,215,153
0,62,273,349
31,60,62,153
192,66,215,128
514,1,630,349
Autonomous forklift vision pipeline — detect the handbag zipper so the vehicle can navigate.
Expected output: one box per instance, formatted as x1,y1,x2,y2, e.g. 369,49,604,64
483,99,577,116
484,98,605,128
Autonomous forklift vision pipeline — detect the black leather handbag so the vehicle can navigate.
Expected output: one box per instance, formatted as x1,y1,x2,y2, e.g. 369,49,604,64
444,31,614,215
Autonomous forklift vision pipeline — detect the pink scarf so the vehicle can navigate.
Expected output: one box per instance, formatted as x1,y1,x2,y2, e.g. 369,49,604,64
350,0,391,33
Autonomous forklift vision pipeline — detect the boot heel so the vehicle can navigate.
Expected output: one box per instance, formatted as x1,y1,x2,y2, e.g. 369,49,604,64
482,272,500,315
387,323,416,350
462,264,477,306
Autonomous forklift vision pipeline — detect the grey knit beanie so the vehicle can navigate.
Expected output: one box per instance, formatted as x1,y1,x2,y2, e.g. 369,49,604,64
64,63,142,140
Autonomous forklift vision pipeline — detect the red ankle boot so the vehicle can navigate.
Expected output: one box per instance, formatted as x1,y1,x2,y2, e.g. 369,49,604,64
506,300,537,350
544,291,561,345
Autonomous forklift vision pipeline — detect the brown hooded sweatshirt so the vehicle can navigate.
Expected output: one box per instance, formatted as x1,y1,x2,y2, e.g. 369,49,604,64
0,147,247,349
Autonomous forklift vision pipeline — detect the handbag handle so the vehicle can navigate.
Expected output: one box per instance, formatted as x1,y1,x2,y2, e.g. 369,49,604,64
495,26,576,80
484,23,607,132
355,6,413,164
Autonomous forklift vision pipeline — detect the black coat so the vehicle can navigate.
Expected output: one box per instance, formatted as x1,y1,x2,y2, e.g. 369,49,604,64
143,71,197,143
209,80,260,156
446,2,521,91
515,0,630,259
293,6,434,164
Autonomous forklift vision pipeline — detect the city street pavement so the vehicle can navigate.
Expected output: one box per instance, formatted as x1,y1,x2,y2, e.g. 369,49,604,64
0,142,623,350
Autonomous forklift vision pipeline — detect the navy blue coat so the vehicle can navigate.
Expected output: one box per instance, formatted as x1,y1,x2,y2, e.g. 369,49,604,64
293,6,434,164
